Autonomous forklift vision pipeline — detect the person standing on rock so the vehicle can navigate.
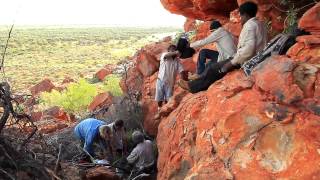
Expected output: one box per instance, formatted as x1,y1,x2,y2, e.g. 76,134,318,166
127,131,155,173
74,118,114,161
155,44,185,109
189,20,236,80
178,1,267,93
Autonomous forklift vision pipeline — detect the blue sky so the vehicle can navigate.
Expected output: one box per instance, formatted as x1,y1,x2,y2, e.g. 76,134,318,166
0,0,185,27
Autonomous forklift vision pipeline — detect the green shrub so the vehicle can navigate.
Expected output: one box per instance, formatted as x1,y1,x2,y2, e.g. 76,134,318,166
101,74,123,97
40,79,98,114
40,75,123,115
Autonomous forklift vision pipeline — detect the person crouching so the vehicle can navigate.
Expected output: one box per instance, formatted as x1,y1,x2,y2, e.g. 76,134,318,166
74,118,114,161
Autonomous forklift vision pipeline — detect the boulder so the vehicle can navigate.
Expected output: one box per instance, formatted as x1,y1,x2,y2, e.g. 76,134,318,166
143,40,171,61
43,106,69,122
88,92,113,112
298,2,320,35
62,76,75,84
120,66,144,95
136,50,159,77
39,122,68,134
29,79,55,96
156,56,320,179
95,68,113,81
31,111,43,122
85,167,120,180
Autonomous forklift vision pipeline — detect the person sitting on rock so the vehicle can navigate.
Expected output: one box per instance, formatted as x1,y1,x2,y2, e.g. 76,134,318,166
127,131,155,173
178,1,267,93
189,20,236,80
107,119,127,157
74,118,114,161
155,44,185,109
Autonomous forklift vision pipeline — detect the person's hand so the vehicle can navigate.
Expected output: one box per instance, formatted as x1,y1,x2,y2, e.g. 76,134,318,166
220,62,235,73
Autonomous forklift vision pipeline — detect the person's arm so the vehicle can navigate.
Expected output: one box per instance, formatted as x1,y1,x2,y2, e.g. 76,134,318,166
106,140,114,159
230,28,256,65
190,30,220,49
177,61,187,81
162,51,180,60
122,128,128,155
127,148,139,164
84,132,95,157
98,138,114,160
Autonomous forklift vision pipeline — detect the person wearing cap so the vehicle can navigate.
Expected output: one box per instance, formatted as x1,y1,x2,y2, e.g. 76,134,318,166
74,118,113,159
127,131,155,171
189,20,236,79
178,2,267,93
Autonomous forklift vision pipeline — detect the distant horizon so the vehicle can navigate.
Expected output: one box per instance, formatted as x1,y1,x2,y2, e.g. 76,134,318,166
0,24,183,28
0,0,186,27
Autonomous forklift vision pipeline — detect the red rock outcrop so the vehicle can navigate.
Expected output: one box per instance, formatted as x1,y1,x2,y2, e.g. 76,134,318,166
162,0,314,35
88,92,113,112
298,2,320,35
136,50,159,77
95,68,112,81
85,167,120,180
184,18,197,32
152,3,320,179
94,64,115,81
160,0,237,21
287,2,320,63
157,55,320,179
43,106,69,122
29,79,55,96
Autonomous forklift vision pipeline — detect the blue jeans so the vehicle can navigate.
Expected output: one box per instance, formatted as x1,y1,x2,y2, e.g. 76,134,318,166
197,49,219,75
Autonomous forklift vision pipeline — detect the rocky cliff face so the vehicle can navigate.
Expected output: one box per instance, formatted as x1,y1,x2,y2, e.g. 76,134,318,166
162,0,315,35
121,2,320,179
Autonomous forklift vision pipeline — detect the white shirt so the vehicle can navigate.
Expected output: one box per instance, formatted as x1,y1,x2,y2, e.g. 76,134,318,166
158,52,184,87
127,140,155,169
231,17,268,65
190,27,237,62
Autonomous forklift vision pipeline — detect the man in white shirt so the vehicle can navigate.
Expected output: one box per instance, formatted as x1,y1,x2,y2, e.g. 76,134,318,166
155,45,184,108
221,2,268,72
178,1,267,93
190,20,236,78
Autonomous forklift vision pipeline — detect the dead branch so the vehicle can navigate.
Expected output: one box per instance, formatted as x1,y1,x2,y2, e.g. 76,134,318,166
45,167,62,180
54,144,62,173
0,145,17,169
0,24,14,71
0,168,15,180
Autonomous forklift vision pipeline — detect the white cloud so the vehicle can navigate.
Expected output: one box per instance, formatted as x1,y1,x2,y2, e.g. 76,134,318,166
0,0,185,27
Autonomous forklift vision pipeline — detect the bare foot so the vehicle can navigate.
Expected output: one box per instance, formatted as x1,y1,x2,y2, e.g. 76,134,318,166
178,79,190,91
189,73,200,80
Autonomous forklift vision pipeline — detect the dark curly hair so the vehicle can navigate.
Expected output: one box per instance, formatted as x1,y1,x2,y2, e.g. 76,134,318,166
239,1,258,18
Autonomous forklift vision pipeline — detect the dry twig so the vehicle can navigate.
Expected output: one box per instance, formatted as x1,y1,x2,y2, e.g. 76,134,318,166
45,167,62,180
0,168,15,180
54,144,62,173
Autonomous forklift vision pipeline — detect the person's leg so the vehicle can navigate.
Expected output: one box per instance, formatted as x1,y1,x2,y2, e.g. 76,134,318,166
158,101,163,108
188,60,229,93
197,49,219,75
164,83,174,103
155,80,165,108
